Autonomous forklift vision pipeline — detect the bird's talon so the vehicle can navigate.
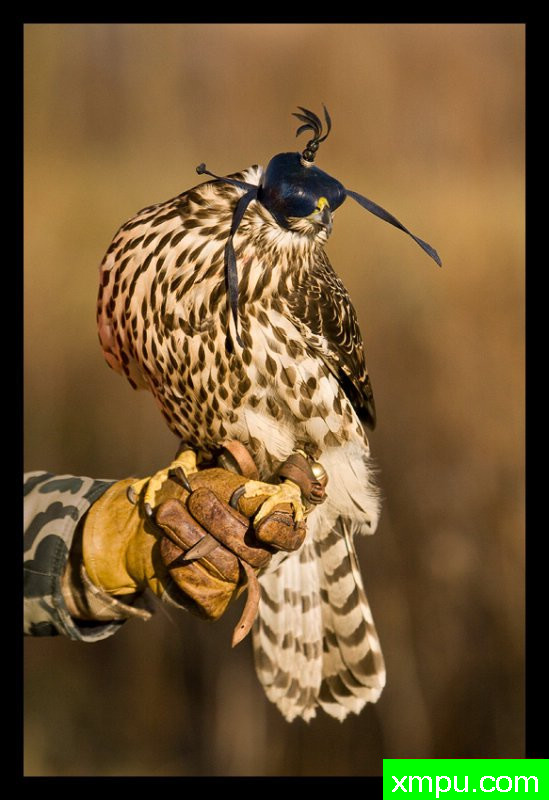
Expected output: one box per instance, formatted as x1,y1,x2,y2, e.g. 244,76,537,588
126,449,198,513
183,534,217,562
171,466,192,492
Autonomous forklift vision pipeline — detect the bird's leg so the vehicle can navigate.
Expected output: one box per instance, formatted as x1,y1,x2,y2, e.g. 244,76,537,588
127,448,198,516
241,479,306,527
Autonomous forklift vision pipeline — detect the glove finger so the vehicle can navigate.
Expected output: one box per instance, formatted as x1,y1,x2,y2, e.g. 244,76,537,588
155,498,239,581
255,511,307,551
159,535,239,618
187,488,272,570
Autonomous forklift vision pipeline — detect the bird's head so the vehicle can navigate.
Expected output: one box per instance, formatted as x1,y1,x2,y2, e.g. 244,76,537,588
255,108,345,241
196,105,441,348
257,151,346,241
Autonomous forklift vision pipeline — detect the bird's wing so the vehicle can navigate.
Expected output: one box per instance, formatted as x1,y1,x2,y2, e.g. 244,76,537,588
96,167,262,395
97,194,181,391
287,250,376,429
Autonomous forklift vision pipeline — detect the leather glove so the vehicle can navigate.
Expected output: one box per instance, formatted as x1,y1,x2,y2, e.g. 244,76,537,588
62,450,325,644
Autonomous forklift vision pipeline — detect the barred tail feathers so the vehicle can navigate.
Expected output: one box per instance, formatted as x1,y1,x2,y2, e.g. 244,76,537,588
253,513,385,722
254,538,323,722
316,515,385,720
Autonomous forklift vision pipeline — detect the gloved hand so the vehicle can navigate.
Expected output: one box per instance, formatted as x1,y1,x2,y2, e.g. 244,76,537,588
62,449,325,644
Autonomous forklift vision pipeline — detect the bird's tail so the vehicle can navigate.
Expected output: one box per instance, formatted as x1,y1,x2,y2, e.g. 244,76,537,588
253,512,385,722
316,515,385,719
253,536,323,722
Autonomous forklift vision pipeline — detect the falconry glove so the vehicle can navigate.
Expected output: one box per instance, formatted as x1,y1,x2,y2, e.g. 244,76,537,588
62,451,322,644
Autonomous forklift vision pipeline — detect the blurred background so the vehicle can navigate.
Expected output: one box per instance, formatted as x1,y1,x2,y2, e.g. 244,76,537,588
24,24,524,775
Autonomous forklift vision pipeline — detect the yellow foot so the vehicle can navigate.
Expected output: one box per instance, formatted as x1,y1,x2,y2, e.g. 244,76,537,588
242,479,305,527
127,449,198,516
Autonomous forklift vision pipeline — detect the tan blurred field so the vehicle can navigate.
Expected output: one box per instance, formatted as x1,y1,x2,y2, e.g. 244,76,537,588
24,23,524,775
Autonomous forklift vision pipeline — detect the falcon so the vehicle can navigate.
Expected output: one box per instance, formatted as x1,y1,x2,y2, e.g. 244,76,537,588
97,107,440,722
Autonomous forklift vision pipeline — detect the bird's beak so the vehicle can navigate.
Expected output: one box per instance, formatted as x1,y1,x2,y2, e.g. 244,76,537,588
309,197,333,235
320,202,333,234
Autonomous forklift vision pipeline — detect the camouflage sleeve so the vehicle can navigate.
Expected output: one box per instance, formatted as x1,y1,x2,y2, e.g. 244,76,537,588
23,471,126,641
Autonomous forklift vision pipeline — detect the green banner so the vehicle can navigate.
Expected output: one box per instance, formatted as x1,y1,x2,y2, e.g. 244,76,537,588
383,760,547,798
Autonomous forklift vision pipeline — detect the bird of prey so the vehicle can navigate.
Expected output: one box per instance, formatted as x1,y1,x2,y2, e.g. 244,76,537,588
97,106,440,722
